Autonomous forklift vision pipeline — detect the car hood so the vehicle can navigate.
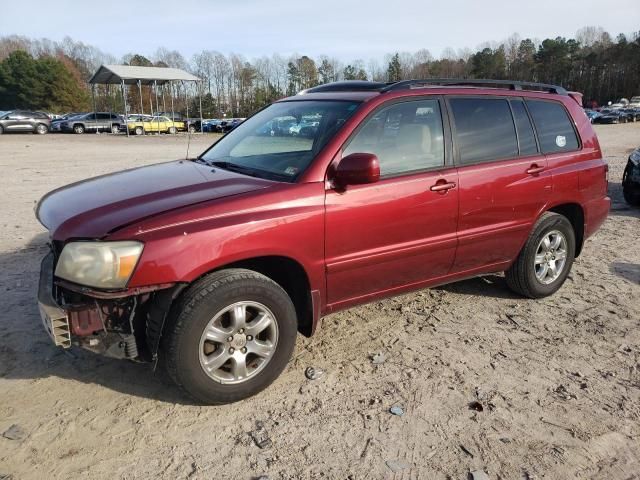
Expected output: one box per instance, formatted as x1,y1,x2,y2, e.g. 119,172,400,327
36,160,274,240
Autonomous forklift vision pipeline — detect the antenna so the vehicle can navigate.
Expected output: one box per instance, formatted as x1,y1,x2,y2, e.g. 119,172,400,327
186,120,192,160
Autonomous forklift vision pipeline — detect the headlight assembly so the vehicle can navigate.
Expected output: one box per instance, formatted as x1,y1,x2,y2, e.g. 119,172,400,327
55,241,144,289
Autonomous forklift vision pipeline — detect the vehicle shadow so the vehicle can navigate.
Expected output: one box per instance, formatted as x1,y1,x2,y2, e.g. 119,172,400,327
608,181,640,218
609,262,640,285
436,274,521,299
0,232,196,405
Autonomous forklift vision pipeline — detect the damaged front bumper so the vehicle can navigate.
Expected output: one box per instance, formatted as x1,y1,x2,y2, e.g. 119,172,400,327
38,252,72,348
37,251,183,361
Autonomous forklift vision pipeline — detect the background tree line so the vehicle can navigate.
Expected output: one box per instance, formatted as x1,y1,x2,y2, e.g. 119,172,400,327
0,26,638,116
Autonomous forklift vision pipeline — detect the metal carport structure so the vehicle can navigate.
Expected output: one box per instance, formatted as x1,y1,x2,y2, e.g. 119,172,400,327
89,65,203,137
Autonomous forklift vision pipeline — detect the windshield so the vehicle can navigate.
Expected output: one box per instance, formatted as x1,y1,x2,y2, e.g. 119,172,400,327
199,100,361,182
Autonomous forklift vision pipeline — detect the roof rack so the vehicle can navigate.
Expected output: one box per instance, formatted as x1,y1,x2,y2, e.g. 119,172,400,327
382,79,568,95
299,81,390,94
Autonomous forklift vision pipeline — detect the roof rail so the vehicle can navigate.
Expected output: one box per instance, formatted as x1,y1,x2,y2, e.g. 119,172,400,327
382,78,568,95
299,81,390,95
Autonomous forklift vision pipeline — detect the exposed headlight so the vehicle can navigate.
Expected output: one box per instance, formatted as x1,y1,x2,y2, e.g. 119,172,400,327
629,148,640,166
55,241,144,289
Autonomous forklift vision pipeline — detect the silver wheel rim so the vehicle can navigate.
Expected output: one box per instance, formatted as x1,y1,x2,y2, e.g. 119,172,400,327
37,125,46,134
198,301,279,385
534,230,568,285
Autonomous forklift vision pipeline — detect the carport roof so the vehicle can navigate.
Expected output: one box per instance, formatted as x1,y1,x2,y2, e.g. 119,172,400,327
89,65,200,85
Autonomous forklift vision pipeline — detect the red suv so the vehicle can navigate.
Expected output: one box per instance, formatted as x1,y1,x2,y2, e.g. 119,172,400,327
36,79,610,404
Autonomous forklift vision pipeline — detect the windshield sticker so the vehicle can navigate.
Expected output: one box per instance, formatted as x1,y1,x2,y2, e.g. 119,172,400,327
555,135,567,148
284,166,299,176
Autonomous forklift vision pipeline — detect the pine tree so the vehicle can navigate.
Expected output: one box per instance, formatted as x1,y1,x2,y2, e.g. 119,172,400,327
387,53,402,82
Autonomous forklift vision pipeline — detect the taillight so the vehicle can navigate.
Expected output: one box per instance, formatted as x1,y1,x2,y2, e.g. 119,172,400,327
604,163,609,183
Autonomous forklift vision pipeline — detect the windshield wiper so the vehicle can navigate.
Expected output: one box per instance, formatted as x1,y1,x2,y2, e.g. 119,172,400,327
209,160,262,178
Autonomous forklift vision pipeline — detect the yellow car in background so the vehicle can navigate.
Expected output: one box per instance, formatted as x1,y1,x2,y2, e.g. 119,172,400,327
128,116,185,135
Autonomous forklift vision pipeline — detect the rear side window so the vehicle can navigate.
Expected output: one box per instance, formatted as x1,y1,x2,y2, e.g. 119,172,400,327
525,100,579,154
449,98,518,165
510,99,538,155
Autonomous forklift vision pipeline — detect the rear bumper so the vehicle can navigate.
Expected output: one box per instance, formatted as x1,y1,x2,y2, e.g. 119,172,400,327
584,195,610,239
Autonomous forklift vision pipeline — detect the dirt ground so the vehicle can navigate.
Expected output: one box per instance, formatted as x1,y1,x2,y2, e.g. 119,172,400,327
0,126,638,480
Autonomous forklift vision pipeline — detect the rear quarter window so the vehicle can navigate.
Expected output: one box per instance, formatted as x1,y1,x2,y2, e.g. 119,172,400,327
525,99,579,154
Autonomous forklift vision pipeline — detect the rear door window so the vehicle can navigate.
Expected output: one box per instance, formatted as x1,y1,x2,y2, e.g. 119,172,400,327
449,98,518,165
509,99,538,156
525,100,579,154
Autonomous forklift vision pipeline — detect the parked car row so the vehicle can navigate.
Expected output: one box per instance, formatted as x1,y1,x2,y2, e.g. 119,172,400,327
585,107,640,124
0,109,239,135
189,118,245,133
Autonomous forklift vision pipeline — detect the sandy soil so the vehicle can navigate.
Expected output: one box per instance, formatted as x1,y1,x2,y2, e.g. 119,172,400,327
0,126,638,479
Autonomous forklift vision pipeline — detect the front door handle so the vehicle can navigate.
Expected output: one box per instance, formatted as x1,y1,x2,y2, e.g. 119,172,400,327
430,181,456,192
526,164,545,175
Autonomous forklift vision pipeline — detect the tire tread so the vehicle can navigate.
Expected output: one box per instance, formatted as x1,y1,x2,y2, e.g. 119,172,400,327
163,268,295,405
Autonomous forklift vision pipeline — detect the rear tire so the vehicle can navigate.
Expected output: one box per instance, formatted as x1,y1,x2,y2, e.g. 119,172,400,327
134,126,144,136
188,125,196,134
168,126,177,134
505,212,575,299
162,268,298,405
0,125,4,134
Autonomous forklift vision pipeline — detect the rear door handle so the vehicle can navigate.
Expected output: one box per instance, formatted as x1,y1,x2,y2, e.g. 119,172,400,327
430,181,456,192
526,164,545,175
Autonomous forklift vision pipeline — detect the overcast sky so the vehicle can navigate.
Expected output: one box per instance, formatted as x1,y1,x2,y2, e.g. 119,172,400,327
1,0,638,61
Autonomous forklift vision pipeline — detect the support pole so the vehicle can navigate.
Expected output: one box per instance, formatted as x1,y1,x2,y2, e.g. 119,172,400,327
184,81,189,127
138,80,144,115
198,80,204,135
107,84,113,134
170,81,176,135
154,80,160,135
111,83,119,135
149,86,154,115
121,80,129,137
91,84,97,134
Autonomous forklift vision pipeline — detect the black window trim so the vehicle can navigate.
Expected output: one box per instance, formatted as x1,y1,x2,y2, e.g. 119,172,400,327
337,95,453,181
508,97,541,158
524,97,583,154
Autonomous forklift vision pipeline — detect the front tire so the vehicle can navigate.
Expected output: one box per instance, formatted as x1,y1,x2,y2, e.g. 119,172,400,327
505,212,575,298
188,125,196,134
35,123,48,134
162,269,298,405
73,124,84,134
134,126,144,136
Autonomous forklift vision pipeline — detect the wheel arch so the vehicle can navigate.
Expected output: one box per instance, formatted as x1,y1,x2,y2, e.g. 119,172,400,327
547,202,585,257
165,255,315,338
218,256,314,337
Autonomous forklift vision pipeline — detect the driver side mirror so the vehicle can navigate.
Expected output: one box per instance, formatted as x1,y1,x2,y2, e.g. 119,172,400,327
334,153,380,188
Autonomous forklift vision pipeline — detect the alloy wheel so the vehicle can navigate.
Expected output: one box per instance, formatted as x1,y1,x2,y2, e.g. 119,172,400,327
534,230,568,284
198,301,279,384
